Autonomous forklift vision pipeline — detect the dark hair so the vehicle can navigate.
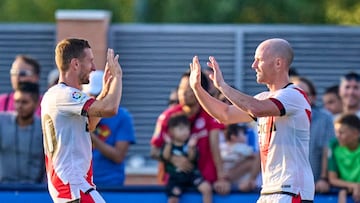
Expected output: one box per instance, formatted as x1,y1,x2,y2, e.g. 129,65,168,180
324,85,339,97
55,38,91,72
16,82,40,102
167,113,190,131
289,67,299,77
334,113,360,132
292,76,317,96
182,69,209,92
168,87,179,106
15,55,41,76
341,71,360,82
224,124,247,141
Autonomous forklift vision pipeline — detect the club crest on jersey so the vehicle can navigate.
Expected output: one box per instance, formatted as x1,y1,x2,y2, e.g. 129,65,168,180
72,91,82,100
195,117,205,129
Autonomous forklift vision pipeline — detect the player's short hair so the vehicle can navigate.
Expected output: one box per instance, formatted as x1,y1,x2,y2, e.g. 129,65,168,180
55,38,91,72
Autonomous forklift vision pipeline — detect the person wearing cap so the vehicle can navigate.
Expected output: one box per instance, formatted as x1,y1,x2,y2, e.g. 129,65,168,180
83,70,136,187
0,55,42,116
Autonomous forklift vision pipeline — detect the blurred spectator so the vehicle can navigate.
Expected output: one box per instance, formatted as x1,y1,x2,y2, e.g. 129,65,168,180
289,67,299,78
220,123,260,191
0,82,45,183
339,72,360,117
322,85,342,119
217,91,258,151
168,88,179,107
217,90,261,191
47,68,59,89
83,70,136,187
161,113,212,203
150,70,230,195
328,114,360,203
0,55,42,116
291,76,335,193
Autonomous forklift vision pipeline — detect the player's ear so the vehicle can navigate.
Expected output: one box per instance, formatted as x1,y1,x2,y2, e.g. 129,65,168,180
274,57,284,72
70,58,80,70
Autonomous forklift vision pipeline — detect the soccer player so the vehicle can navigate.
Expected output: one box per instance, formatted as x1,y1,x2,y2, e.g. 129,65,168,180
41,38,122,203
189,38,315,202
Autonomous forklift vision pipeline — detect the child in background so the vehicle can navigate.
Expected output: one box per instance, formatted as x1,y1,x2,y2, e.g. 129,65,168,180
220,123,257,191
328,114,360,203
161,113,212,203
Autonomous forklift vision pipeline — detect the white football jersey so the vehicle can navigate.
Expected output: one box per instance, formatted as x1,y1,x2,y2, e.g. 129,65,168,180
41,83,96,202
255,84,314,200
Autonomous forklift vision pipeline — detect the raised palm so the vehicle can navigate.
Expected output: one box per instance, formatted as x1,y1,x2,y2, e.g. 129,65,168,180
206,56,225,89
189,56,202,90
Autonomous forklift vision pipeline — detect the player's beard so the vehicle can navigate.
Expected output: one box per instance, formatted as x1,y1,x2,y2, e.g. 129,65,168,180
79,71,90,85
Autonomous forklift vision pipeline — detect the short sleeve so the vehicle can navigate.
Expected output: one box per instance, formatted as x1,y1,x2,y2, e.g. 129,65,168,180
114,108,136,144
278,88,308,115
57,88,93,116
327,138,339,173
151,112,168,148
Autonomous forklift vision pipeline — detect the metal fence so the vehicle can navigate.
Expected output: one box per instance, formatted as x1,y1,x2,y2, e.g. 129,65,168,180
1,24,360,157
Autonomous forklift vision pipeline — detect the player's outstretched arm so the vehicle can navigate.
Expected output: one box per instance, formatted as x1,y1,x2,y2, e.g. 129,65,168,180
189,56,252,124
87,48,123,131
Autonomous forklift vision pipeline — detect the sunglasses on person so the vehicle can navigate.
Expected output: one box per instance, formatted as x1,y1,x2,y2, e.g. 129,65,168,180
10,69,34,77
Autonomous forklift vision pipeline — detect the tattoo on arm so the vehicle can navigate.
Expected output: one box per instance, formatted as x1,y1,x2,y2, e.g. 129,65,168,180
95,111,102,117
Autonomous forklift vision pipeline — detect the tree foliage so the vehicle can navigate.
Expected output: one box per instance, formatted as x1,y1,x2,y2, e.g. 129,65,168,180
325,0,360,25
141,0,327,24
0,0,358,25
0,0,135,22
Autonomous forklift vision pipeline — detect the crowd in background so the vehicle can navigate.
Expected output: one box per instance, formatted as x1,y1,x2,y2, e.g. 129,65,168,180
0,51,359,202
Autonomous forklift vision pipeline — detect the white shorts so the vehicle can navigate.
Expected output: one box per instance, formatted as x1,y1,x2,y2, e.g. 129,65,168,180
257,193,307,203
51,188,106,203
78,188,106,203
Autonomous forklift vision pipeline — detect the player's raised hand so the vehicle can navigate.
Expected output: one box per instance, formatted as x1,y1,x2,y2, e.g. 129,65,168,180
98,69,113,99
207,56,225,89
189,55,202,90
105,48,122,77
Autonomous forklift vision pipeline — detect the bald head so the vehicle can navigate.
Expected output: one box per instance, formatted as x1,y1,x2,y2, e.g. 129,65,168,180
259,38,294,67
